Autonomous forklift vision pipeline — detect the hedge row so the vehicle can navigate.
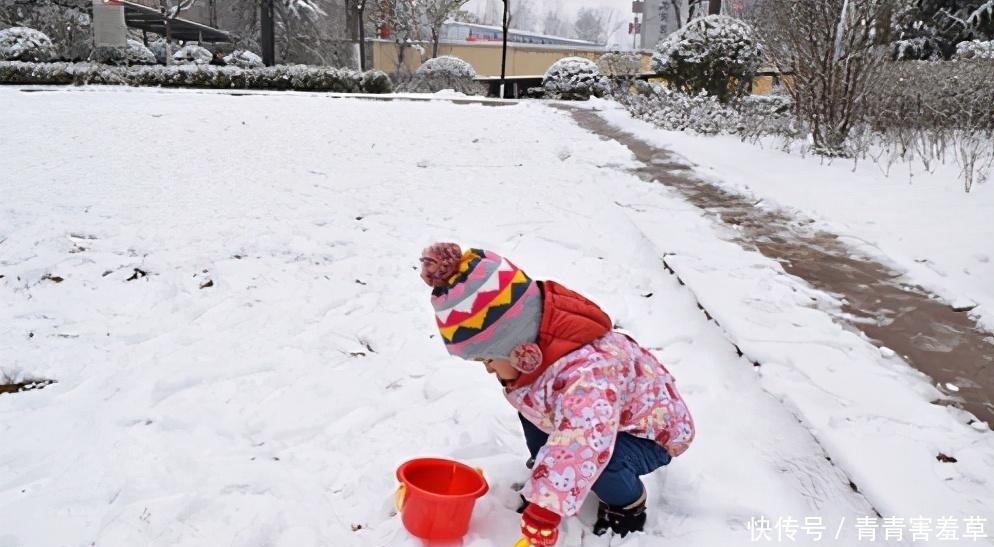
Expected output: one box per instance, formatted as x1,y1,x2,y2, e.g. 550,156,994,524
866,59,994,131
0,61,393,93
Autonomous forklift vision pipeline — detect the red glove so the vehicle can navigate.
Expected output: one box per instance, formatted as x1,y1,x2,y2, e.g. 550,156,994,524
519,503,562,546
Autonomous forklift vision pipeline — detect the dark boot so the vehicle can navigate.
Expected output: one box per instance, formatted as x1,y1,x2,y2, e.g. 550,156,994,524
592,490,647,538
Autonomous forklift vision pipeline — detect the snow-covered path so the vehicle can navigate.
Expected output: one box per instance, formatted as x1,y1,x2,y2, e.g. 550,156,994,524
1,87,991,547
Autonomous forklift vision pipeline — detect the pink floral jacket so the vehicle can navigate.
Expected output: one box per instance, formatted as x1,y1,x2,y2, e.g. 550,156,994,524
506,331,695,517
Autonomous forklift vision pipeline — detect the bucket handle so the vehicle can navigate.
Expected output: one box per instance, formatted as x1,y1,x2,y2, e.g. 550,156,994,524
394,483,407,513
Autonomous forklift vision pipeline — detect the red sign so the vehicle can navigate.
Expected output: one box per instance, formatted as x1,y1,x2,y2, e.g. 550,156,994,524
628,17,641,34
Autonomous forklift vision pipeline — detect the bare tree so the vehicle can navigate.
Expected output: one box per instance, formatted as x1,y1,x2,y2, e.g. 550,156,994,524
479,0,501,25
217,0,347,66
369,0,425,75
688,0,710,20
451,8,479,23
752,0,895,154
424,0,469,57
542,9,570,37
154,0,200,64
574,7,620,43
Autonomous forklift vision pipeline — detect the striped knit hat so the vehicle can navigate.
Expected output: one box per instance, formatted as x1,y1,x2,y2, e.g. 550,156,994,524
420,242,542,363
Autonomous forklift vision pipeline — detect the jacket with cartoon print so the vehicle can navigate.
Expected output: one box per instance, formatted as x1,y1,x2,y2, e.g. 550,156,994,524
505,281,695,517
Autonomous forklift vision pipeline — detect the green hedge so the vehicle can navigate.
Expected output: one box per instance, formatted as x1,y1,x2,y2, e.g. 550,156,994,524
0,61,394,93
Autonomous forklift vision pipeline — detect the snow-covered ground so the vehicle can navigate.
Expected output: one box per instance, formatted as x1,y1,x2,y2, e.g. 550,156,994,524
1,86,992,547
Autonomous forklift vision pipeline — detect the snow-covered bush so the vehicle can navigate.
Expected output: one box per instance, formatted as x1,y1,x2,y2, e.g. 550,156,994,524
0,26,56,62
0,61,396,94
863,59,993,192
361,69,393,94
597,51,641,77
92,39,157,66
867,59,994,132
733,93,800,140
1,3,92,60
400,55,483,95
148,39,169,64
622,83,738,134
542,56,608,100
651,15,760,103
954,40,994,60
417,55,475,80
616,80,800,139
172,44,212,65
597,51,642,97
223,49,264,69
893,36,943,61
278,64,364,92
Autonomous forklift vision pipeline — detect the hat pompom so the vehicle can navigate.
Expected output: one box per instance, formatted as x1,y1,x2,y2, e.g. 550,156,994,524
510,343,543,373
420,242,463,287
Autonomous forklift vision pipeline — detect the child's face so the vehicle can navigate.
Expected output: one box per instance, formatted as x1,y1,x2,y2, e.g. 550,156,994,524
477,358,520,381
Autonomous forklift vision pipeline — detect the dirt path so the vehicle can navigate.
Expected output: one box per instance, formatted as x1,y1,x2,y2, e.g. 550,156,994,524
566,106,994,426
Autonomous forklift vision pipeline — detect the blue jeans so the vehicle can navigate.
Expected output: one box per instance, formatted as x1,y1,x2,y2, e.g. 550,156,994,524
519,413,671,507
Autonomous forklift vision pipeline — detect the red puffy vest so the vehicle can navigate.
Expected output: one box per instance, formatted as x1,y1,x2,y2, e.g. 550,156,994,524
508,280,612,390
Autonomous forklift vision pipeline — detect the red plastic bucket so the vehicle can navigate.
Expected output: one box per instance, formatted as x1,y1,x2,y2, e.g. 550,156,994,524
395,457,489,540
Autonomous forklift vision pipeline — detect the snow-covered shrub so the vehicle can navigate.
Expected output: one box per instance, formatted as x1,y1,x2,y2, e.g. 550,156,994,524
361,69,393,94
733,93,801,140
172,44,212,65
0,61,397,94
279,64,363,92
0,26,56,62
893,36,943,61
418,55,476,80
864,59,993,192
867,59,994,132
597,51,641,77
651,15,760,103
92,39,156,66
954,40,994,60
223,49,264,69
616,80,800,139
148,39,169,64
597,51,642,96
620,83,738,134
1,3,92,60
400,55,483,95
542,56,608,100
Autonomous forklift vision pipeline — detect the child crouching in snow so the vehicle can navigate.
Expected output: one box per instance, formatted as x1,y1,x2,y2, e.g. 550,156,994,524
419,243,695,545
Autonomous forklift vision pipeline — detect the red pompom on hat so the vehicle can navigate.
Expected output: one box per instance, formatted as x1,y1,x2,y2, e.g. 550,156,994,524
420,242,463,287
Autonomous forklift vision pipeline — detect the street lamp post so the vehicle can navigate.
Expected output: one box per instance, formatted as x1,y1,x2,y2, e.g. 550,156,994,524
261,0,275,66
499,0,508,98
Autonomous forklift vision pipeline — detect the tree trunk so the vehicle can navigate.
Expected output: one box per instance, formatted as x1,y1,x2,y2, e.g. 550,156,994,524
709,0,721,15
